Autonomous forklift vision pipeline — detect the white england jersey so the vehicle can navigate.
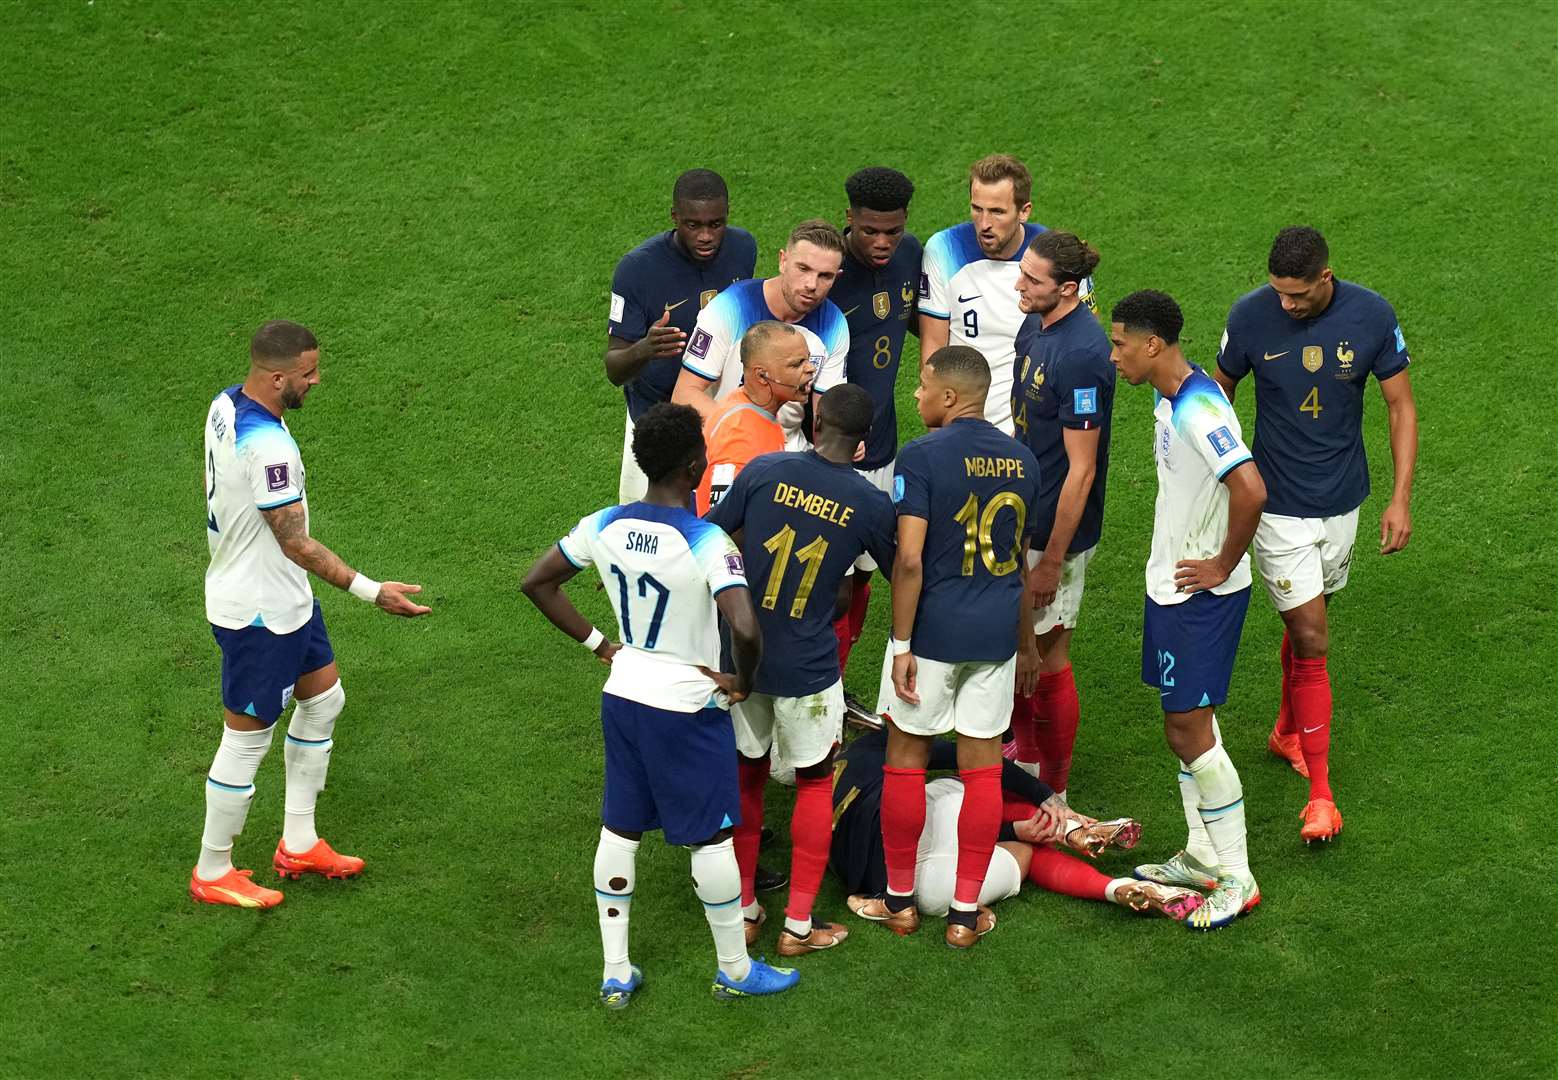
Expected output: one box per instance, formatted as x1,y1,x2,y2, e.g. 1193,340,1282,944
558,502,749,713
204,386,313,633
920,222,1095,434
1146,367,1255,606
680,278,849,450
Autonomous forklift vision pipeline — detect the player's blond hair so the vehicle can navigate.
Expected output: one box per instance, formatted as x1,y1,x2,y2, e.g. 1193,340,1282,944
969,154,1032,206
785,218,846,256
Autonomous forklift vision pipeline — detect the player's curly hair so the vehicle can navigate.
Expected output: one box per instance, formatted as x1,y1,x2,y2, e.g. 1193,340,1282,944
845,167,915,213
1111,290,1183,344
786,218,846,255
631,403,705,484
1268,226,1329,280
1026,230,1099,284
672,169,729,205
818,383,875,439
969,154,1031,205
250,320,318,368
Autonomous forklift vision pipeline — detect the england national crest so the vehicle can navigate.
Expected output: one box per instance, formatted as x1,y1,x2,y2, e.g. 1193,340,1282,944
873,291,890,320
1302,345,1324,373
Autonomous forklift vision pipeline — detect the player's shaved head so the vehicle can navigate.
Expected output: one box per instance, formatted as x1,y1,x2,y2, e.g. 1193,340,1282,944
632,403,705,483
739,320,801,369
845,167,915,213
817,383,874,440
925,346,990,397
1268,226,1329,281
672,168,728,207
1111,290,1183,344
250,320,318,370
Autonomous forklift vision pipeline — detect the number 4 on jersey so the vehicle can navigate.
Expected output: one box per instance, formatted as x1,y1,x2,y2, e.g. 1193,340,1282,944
1300,385,1322,418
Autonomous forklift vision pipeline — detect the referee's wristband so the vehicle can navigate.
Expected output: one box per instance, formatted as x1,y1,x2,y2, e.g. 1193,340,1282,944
890,637,912,656
582,627,606,652
348,573,381,603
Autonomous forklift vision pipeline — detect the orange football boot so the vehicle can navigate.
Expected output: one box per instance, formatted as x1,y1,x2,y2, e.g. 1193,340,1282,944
273,838,365,880
1267,726,1309,778
190,867,284,909
1299,799,1343,844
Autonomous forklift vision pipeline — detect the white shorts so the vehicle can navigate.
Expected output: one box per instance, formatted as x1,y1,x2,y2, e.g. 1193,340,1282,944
1026,545,1096,633
1253,509,1359,611
731,680,843,769
914,778,1023,916
852,461,895,571
874,647,1015,739
618,412,648,505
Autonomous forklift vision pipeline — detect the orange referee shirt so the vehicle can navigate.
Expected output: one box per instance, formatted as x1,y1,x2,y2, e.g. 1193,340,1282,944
695,389,785,514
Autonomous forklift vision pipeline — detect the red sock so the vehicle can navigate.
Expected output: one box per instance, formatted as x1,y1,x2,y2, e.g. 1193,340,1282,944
834,578,873,670
953,765,1002,907
1002,796,1038,824
1275,631,1296,736
1026,845,1111,901
785,775,833,925
880,767,926,895
1291,655,1333,800
1009,689,1040,765
735,757,769,906
1035,666,1080,792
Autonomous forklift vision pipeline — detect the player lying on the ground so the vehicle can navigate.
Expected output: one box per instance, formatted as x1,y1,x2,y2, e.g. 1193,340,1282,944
834,729,1205,925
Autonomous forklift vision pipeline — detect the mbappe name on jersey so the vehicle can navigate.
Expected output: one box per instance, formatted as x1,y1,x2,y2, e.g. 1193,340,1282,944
964,455,1027,479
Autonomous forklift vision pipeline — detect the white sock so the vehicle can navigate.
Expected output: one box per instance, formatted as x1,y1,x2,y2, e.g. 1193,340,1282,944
593,828,638,984
690,838,751,981
1188,742,1251,882
283,681,343,853
1014,760,1041,779
197,725,274,881
1104,877,1134,905
783,915,812,937
742,899,762,920
1178,765,1219,869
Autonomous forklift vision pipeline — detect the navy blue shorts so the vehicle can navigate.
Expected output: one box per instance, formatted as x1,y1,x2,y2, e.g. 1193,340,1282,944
600,692,739,846
211,600,334,725
1141,588,1250,713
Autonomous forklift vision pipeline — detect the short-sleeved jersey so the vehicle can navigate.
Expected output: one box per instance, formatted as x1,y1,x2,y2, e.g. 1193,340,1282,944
557,502,748,713
919,222,1096,434
609,229,758,422
204,386,314,634
1011,304,1116,553
893,417,1042,663
680,278,850,449
830,233,922,470
1147,367,1255,606
705,450,897,697
695,389,787,514
1216,279,1410,518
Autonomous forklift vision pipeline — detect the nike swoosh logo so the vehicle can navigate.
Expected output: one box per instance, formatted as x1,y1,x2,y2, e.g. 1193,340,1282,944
842,305,860,317
1263,350,1289,361
1302,724,1325,734
958,293,982,303
663,300,689,313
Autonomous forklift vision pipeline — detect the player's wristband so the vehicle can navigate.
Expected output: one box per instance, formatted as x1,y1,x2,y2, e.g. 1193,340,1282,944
348,573,381,603
890,637,912,656
582,627,606,652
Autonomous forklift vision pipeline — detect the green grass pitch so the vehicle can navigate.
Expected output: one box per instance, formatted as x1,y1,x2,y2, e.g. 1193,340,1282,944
3,1,1556,1076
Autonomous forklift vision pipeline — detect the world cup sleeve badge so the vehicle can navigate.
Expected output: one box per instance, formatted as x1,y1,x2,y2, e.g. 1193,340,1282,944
1302,345,1324,372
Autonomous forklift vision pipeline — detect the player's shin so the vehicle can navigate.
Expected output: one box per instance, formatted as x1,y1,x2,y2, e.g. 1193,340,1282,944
282,681,343,853
1291,656,1334,800
880,767,927,903
952,765,1002,911
1035,665,1080,796
1178,766,1219,870
1275,631,1296,736
735,756,770,912
784,774,832,936
1188,737,1252,882
1008,689,1041,774
1026,845,1111,901
197,725,274,880
594,828,639,984
691,837,752,981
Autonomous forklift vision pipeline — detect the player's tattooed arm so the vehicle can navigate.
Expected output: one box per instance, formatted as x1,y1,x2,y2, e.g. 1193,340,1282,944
262,502,354,591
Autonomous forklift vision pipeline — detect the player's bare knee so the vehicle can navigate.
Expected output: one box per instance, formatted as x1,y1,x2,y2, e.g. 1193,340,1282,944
1163,709,1214,762
1281,598,1329,657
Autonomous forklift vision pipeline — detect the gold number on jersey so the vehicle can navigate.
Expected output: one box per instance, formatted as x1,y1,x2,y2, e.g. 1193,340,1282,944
1012,403,1029,437
1300,385,1322,419
953,491,1027,577
872,334,893,369
761,524,831,618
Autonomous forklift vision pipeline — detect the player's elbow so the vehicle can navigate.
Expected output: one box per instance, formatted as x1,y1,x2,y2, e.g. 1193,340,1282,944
602,351,629,386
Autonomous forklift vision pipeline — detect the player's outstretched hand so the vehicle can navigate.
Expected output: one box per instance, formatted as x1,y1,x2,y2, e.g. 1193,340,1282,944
376,582,432,617
1379,500,1412,554
594,640,621,666
642,308,688,358
1172,558,1230,595
891,653,919,705
697,665,751,705
1027,558,1061,612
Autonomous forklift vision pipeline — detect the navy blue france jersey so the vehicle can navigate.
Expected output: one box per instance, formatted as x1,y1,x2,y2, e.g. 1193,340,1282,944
706,450,897,697
829,232,922,470
1216,279,1410,518
1011,304,1116,553
608,228,758,422
894,417,1041,664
